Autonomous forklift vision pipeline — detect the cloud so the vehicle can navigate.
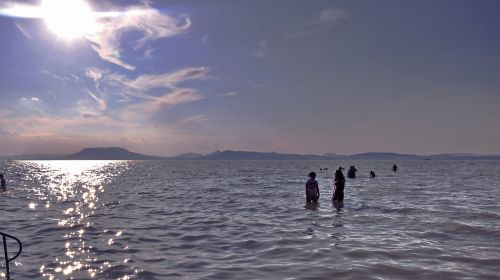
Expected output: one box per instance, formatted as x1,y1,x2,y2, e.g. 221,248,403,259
85,67,105,82
253,40,268,58
180,115,208,124
0,126,11,136
201,34,209,44
144,48,155,58
85,6,191,70
86,90,107,111
85,67,107,91
314,8,349,26
107,66,209,91
21,96,41,102
82,67,209,123
286,8,348,38
220,92,238,97
14,21,32,40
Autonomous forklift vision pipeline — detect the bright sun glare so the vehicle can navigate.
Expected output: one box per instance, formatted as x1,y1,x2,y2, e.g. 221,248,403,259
41,0,96,40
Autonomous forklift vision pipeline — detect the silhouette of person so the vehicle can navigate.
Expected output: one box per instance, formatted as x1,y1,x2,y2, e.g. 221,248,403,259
305,172,320,203
347,165,357,178
370,171,376,178
0,174,6,192
392,164,398,172
332,169,345,202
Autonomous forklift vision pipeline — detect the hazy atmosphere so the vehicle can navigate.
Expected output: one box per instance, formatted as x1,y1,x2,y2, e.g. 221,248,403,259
1,0,499,156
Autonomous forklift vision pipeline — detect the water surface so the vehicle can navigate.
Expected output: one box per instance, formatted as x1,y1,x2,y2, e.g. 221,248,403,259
1,160,499,279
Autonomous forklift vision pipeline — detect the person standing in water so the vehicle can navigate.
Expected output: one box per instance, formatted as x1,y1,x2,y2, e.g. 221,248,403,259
347,165,357,178
0,174,6,192
332,169,345,202
392,164,398,172
305,172,320,203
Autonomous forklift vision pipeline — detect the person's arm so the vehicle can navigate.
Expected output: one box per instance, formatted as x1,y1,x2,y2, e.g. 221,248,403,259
316,181,320,198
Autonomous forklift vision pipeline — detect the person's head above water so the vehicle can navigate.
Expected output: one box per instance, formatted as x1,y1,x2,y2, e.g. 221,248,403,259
308,172,316,179
0,174,3,179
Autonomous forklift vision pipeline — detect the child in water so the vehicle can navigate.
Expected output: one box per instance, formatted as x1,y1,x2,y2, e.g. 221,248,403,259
305,172,320,203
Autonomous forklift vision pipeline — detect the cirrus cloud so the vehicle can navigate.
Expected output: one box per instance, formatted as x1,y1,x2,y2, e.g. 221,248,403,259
85,6,191,70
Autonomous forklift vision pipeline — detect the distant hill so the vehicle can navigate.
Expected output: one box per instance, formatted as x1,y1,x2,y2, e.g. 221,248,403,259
180,150,500,160
342,152,422,160
2,147,500,161
0,154,66,160
203,150,326,160
172,153,204,159
62,147,165,160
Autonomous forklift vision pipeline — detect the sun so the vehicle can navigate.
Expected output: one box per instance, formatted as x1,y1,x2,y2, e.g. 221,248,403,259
41,0,97,40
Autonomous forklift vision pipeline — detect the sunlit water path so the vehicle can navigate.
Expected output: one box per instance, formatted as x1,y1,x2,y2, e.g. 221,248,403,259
1,160,500,279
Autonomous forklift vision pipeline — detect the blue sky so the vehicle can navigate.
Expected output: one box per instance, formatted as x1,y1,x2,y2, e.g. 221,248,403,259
0,0,499,156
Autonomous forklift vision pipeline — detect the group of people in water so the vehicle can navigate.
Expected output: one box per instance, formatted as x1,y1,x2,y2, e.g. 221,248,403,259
305,164,398,204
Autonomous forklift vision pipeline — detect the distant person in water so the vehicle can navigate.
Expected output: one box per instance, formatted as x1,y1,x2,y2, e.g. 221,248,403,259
392,164,398,172
0,174,6,192
347,165,357,178
305,172,320,203
332,169,345,202
370,171,376,178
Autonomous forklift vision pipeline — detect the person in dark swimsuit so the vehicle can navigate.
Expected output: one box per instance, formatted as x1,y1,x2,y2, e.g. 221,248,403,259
305,172,320,203
370,171,376,178
0,174,6,192
347,165,357,178
332,169,345,202
392,164,398,172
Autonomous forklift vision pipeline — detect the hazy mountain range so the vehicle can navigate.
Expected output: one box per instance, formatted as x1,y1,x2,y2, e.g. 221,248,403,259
1,147,500,160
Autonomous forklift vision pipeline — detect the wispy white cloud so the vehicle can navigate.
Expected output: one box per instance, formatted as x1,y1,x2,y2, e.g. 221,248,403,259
14,21,32,40
85,6,191,70
21,96,41,102
85,67,107,91
314,8,349,26
253,40,268,58
220,91,238,97
117,67,209,90
0,126,11,136
201,34,209,44
286,8,348,38
180,115,208,124
85,67,105,82
144,48,155,58
86,90,107,111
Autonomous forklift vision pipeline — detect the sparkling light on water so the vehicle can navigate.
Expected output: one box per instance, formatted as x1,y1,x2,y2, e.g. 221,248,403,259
14,160,131,279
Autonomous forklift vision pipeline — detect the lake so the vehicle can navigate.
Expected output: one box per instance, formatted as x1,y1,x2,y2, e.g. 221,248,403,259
1,160,499,279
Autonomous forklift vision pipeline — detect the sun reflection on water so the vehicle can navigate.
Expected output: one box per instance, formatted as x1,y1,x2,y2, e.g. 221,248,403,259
18,160,130,279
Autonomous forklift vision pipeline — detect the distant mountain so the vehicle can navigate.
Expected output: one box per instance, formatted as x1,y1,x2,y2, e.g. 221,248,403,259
3,147,500,161
63,147,165,160
203,150,325,160
0,154,66,160
177,150,500,160
342,152,422,160
323,153,338,157
172,153,204,159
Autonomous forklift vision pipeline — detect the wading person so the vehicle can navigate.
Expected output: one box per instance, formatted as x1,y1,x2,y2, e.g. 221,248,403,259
305,172,320,203
0,174,6,192
332,169,345,202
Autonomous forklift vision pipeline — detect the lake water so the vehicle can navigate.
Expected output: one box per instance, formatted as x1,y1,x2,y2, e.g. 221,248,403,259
1,160,500,279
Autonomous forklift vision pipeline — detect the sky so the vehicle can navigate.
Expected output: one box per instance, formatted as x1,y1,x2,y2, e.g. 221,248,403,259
0,0,499,156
